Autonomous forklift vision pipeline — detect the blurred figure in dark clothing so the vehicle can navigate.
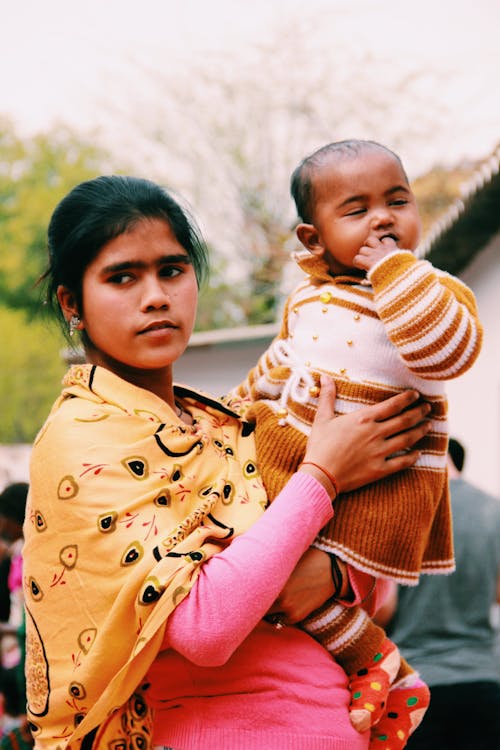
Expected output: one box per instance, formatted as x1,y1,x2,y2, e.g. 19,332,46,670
0,483,28,737
377,439,500,750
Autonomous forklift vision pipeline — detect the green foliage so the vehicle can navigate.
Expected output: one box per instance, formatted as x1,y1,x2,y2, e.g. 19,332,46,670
0,120,111,443
195,252,250,330
0,306,66,443
0,117,270,330
0,118,107,315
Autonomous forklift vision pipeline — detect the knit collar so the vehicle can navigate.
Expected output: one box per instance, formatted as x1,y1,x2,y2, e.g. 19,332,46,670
294,250,369,286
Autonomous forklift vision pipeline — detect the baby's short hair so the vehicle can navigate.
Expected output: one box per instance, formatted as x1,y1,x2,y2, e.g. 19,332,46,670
290,139,407,223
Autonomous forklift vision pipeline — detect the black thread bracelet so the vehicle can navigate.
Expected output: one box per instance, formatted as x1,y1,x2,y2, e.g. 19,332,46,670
330,554,344,599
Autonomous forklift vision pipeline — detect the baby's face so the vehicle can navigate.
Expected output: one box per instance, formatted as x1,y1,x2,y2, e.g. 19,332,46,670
309,149,422,275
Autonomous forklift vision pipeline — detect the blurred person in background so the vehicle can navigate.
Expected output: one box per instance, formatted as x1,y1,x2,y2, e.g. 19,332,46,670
376,438,500,749
0,481,32,749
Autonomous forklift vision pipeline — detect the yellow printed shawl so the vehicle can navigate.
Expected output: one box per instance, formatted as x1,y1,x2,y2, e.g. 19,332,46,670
23,365,267,750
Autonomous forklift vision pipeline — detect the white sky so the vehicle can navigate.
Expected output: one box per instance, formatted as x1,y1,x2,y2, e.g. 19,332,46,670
1,0,499,174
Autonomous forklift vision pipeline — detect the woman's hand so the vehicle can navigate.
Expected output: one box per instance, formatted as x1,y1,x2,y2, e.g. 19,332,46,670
266,547,336,625
302,376,431,494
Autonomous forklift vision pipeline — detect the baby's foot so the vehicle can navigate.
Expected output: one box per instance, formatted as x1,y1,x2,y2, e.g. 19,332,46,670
348,637,401,732
369,676,430,749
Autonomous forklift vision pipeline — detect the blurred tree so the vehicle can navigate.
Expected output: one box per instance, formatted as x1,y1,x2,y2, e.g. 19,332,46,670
196,254,250,330
107,21,447,324
0,121,109,443
0,119,107,315
0,305,65,442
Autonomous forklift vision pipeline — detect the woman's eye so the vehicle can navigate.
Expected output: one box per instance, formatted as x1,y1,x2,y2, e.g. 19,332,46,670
160,266,182,278
109,273,134,284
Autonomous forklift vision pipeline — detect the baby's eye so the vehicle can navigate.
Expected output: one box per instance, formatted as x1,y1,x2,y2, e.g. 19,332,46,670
345,207,366,216
389,199,408,206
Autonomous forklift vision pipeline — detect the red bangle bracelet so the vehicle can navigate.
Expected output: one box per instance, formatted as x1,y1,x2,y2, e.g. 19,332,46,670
299,461,340,499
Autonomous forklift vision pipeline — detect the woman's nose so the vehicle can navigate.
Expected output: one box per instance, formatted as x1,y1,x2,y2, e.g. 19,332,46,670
141,276,170,310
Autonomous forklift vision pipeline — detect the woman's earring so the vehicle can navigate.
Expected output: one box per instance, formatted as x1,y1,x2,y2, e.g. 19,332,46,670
69,315,81,337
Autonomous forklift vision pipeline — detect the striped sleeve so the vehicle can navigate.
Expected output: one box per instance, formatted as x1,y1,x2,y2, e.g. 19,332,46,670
224,343,274,406
225,293,295,405
368,250,483,380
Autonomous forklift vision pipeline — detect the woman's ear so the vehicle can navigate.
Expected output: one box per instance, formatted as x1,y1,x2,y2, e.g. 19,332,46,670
296,223,326,257
57,285,81,323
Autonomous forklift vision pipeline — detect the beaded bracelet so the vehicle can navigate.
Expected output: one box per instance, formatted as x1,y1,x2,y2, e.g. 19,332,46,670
298,460,340,499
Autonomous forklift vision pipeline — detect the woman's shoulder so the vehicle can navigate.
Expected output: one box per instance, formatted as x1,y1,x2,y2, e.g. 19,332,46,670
31,366,156,456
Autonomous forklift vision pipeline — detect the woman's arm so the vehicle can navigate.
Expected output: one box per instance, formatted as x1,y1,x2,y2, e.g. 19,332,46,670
164,492,394,667
163,381,431,665
266,551,392,624
164,472,333,666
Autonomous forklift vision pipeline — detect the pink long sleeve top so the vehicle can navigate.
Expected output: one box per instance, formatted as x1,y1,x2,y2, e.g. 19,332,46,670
147,472,381,750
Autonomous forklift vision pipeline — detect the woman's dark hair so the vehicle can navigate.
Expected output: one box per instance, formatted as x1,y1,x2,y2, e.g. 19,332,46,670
0,482,28,525
290,139,408,224
42,175,209,339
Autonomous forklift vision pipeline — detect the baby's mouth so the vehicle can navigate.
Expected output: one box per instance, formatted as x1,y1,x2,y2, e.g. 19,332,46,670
380,233,398,242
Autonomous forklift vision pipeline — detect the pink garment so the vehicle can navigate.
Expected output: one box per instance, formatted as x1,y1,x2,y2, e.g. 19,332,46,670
8,554,23,593
147,472,373,749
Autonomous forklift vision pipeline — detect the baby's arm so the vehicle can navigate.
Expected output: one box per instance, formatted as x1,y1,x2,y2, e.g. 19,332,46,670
366,249,482,379
223,344,272,411
224,296,294,409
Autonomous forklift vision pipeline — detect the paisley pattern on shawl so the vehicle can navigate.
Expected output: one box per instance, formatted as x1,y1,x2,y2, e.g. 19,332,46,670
23,365,267,750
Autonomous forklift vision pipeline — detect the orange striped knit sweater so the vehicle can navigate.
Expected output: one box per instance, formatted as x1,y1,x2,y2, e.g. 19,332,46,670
230,249,483,583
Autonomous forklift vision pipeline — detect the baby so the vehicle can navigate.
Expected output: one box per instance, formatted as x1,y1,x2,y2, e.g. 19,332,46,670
229,139,483,749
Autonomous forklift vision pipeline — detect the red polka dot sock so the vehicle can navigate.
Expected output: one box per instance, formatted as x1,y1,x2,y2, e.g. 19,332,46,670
369,676,430,749
348,637,401,733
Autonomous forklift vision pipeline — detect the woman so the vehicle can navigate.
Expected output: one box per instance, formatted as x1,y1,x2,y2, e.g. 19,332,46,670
23,176,431,750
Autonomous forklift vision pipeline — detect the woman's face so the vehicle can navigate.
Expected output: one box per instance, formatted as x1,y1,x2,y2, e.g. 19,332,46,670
62,217,198,387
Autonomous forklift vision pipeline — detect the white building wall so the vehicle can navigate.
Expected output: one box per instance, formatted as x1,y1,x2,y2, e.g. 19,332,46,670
444,234,500,497
173,332,276,397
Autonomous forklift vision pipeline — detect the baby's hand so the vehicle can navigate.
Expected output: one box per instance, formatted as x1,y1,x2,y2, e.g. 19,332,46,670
353,235,398,271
